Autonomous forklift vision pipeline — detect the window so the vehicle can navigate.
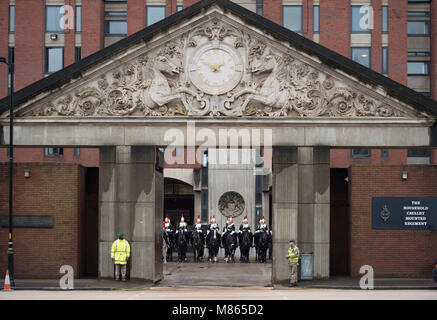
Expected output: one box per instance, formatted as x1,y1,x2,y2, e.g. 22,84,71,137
9,5,15,33
177,5,183,12
75,47,81,62
408,21,430,35
45,148,64,157
382,6,388,33
351,47,371,68
351,149,371,158
105,20,127,35
408,11,430,17
313,6,319,33
381,149,389,158
407,149,430,157
256,0,263,16
382,47,388,74
351,6,371,33
46,6,65,32
75,6,82,33
407,61,429,75
146,6,166,27
408,52,430,57
74,148,80,157
105,11,127,17
45,47,64,73
283,6,302,32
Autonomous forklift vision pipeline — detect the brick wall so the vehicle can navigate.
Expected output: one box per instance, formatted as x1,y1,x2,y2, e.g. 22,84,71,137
0,0,9,98
166,0,179,17
349,165,437,277
82,0,104,58
302,0,313,40
128,0,146,36
0,147,99,167
264,0,282,25
64,0,76,67
331,149,408,168
371,0,382,73
0,163,86,278
431,0,437,100
319,0,350,57
15,0,44,91
388,0,407,85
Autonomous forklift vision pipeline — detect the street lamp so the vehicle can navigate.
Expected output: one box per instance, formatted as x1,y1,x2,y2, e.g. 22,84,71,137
0,56,15,287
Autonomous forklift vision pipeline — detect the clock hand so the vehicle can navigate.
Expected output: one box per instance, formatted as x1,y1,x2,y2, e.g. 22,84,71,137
213,61,225,71
200,59,217,72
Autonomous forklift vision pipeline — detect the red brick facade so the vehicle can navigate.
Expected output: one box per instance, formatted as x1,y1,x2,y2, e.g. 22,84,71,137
64,0,76,67
15,0,45,91
128,0,146,36
0,163,86,278
0,1,9,98
264,0,282,25
388,0,407,85
371,0,382,73
431,0,437,100
319,0,350,57
349,165,437,277
82,0,104,58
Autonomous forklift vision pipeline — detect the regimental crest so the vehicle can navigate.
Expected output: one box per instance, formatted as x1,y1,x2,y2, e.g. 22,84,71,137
380,205,391,222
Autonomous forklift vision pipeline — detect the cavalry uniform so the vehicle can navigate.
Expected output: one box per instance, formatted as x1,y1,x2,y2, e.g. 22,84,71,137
111,232,131,281
255,216,268,234
206,215,221,262
238,215,253,243
287,242,300,287
163,216,175,262
222,215,237,262
175,215,189,262
193,215,206,258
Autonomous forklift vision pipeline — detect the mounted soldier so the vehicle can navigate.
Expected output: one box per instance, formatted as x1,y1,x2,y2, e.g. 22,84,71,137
191,215,206,262
175,214,189,262
163,215,175,262
222,215,237,263
254,216,269,263
206,215,221,262
238,216,253,262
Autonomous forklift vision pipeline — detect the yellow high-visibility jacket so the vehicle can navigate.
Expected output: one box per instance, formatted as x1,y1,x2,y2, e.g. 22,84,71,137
288,246,300,264
111,239,131,265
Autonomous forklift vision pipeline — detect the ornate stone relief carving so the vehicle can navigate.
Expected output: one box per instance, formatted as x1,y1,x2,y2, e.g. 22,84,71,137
218,191,245,217
20,20,407,118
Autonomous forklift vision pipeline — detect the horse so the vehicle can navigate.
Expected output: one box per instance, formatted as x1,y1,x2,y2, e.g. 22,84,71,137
224,231,238,263
175,228,189,263
163,230,176,262
238,229,253,263
191,229,205,263
255,229,269,263
206,228,221,263
267,229,273,260
232,52,311,115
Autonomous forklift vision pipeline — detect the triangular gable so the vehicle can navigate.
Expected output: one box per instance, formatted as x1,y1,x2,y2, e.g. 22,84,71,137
1,0,436,120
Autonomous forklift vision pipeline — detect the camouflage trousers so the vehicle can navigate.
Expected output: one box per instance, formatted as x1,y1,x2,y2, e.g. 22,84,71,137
288,262,298,284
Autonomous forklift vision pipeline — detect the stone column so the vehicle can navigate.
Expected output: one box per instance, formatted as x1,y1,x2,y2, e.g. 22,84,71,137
99,146,163,281
272,147,298,283
297,147,330,279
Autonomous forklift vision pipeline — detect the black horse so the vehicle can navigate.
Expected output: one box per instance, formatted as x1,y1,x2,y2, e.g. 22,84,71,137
238,229,253,263
191,229,205,262
255,229,269,263
224,231,238,263
163,230,176,262
176,228,189,263
206,228,221,263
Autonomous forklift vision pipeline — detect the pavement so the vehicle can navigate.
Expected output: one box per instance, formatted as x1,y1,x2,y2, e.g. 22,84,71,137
2,261,437,291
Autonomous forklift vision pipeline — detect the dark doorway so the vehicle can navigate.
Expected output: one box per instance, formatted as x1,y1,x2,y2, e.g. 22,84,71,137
83,167,99,277
164,178,194,226
330,168,350,276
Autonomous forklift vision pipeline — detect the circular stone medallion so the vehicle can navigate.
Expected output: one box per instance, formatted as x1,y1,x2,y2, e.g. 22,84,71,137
218,191,245,217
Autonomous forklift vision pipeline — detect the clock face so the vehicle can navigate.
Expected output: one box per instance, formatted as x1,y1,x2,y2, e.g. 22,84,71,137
189,45,243,95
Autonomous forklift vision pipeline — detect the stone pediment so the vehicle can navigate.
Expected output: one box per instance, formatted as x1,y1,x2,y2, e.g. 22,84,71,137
2,1,436,120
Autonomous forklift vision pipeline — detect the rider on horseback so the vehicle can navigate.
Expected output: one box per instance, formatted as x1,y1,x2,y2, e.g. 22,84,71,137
222,215,237,262
175,214,189,262
238,216,253,262
163,215,175,262
192,215,206,261
206,215,221,262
